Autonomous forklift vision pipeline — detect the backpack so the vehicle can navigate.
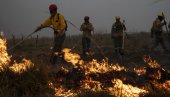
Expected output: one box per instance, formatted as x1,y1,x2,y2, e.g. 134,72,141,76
57,13,68,31
50,13,68,31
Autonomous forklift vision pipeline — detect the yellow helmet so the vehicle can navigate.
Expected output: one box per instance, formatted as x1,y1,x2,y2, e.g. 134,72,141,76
115,16,120,20
157,12,164,17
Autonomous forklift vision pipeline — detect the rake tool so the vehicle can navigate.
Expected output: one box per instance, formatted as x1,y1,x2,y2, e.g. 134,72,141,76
162,12,170,42
8,31,36,51
7,26,56,51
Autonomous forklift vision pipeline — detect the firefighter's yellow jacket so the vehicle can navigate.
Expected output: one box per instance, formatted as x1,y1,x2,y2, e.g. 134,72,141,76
40,13,66,33
152,18,164,32
80,22,94,38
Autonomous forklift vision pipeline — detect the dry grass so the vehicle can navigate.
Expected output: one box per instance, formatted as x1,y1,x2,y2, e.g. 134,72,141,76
1,32,170,97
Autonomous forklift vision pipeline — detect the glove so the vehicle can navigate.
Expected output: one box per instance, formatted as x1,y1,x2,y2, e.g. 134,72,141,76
34,26,42,33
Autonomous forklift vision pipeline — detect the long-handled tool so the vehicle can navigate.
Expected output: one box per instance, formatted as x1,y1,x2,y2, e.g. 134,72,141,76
162,12,170,43
162,12,169,33
122,20,128,38
8,31,36,51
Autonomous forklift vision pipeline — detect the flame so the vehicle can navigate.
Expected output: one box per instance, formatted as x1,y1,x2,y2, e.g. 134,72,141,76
48,81,77,97
154,80,170,92
62,48,125,75
62,48,148,96
62,48,81,66
9,58,34,74
2,34,168,96
84,59,126,75
134,68,146,76
108,79,148,97
0,32,33,74
0,38,11,71
80,77,103,92
144,55,160,68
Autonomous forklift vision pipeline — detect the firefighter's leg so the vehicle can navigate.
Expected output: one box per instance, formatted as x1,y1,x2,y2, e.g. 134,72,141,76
113,37,119,53
86,38,91,53
82,37,87,55
160,38,167,51
59,34,66,62
50,34,65,64
151,37,159,51
119,36,124,55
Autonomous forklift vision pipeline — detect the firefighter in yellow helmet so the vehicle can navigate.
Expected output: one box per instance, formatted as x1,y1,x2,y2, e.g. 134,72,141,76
151,13,167,51
111,16,126,55
34,4,67,64
80,16,94,55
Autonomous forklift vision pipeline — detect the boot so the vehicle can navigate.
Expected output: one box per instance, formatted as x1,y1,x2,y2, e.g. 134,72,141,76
50,55,58,65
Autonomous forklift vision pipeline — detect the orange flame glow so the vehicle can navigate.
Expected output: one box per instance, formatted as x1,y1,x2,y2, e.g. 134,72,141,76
0,38,11,71
108,79,148,97
9,58,34,74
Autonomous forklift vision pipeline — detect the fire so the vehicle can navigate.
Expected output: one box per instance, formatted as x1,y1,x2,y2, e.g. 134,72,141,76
81,77,103,92
84,59,126,75
144,55,160,68
9,58,34,74
62,48,125,75
108,79,148,97
0,38,11,71
0,32,34,74
154,80,170,92
48,81,77,97
134,67,146,76
62,48,148,96
2,33,169,96
62,48,81,66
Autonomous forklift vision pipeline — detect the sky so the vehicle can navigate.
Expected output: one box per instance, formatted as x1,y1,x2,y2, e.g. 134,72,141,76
0,0,169,38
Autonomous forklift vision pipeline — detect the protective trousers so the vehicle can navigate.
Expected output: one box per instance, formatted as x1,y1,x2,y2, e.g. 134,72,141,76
50,33,66,64
82,37,91,54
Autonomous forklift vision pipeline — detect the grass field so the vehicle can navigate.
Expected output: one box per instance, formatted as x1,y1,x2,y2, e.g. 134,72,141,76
1,32,170,97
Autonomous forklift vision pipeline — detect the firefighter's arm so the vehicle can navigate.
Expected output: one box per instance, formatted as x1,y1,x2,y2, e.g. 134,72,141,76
34,18,51,33
41,17,52,28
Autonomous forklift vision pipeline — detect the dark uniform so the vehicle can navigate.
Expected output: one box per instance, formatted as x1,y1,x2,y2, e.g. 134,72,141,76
80,16,94,55
111,16,126,55
151,15,167,51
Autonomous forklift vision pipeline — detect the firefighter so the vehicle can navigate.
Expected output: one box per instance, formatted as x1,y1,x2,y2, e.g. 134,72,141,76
111,16,126,55
34,4,67,64
151,13,167,51
80,16,94,55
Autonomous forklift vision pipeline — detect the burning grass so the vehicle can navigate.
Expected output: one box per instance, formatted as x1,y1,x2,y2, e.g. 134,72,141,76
1,32,170,97
0,38,54,97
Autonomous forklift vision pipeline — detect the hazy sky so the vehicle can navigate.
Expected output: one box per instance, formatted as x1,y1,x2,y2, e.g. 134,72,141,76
0,0,169,38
